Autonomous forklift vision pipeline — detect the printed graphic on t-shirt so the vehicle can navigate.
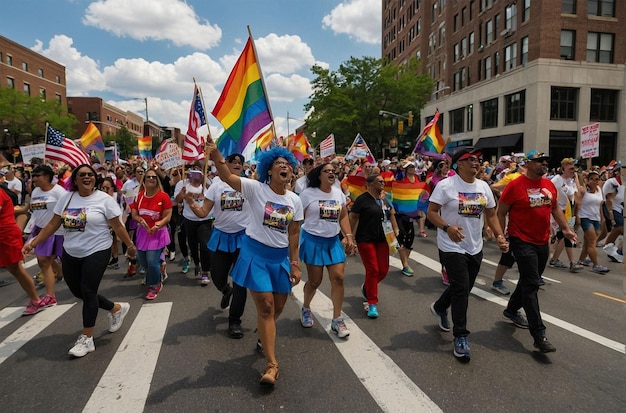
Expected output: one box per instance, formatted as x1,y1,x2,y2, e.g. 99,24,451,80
30,196,48,211
263,201,294,233
527,188,553,208
62,208,87,232
190,191,204,205
138,208,161,220
220,191,244,211
457,192,487,218
318,199,340,222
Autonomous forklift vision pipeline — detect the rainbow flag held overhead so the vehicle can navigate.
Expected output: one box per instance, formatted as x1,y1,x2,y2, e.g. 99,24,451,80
80,122,105,163
391,180,431,218
286,131,312,162
414,110,446,156
346,175,367,203
213,36,273,156
138,136,152,160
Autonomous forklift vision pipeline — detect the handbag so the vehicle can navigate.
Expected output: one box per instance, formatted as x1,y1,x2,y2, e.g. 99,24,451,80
382,219,399,254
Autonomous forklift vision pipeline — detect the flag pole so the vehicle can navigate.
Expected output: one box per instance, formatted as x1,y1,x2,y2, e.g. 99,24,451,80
192,78,210,181
247,25,277,140
43,122,49,165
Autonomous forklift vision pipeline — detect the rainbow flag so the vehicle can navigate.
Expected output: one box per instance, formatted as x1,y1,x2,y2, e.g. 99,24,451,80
212,36,272,156
254,122,275,151
286,131,311,162
80,122,105,163
414,110,446,155
346,175,367,202
138,136,152,160
391,180,431,217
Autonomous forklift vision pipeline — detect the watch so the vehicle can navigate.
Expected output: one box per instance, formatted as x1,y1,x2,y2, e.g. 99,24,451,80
442,224,450,232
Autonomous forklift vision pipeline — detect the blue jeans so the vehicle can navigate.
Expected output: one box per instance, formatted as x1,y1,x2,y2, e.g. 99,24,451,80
137,248,164,286
506,237,549,339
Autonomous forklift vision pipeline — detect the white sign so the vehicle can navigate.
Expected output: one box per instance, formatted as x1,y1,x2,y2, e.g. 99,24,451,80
19,143,46,164
580,123,600,159
155,142,184,170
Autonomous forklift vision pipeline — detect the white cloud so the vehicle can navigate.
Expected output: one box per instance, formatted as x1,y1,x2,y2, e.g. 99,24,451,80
254,34,316,74
322,0,381,45
265,73,312,103
83,0,221,49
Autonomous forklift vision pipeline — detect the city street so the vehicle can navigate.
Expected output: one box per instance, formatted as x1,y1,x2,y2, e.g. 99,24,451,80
1,231,624,413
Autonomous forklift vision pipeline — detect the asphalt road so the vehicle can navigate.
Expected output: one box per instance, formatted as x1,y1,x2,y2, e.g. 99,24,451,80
1,230,625,413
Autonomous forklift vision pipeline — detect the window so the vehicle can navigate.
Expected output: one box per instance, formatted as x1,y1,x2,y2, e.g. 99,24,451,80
467,104,474,131
481,98,498,129
560,30,575,60
23,83,31,96
494,51,500,75
461,37,467,58
38,68,44,78
505,43,517,70
462,7,467,25
562,0,576,14
469,32,475,54
6,55,13,66
586,32,614,63
39,88,46,100
587,0,615,17
22,62,28,72
454,43,460,62
550,87,578,120
521,36,529,65
505,90,526,125
7,77,14,88
590,89,618,121
450,108,465,134
522,0,531,22
454,14,460,31
486,20,493,44
55,94,62,103
485,56,492,80
454,71,462,91
505,4,517,30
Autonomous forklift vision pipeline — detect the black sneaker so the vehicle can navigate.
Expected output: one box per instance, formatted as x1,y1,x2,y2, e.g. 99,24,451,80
256,339,263,354
107,257,118,267
228,324,244,339
220,286,233,309
533,337,557,353
503,309,529,329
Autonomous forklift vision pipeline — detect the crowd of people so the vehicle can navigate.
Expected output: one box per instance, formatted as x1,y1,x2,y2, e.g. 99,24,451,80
0,143,623,381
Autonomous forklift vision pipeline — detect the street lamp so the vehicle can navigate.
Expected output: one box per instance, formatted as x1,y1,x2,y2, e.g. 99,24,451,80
134,97,149,122
286,111,305,137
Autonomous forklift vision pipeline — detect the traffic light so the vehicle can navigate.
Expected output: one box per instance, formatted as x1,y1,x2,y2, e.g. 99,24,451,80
408,111,413,127
398,120,404,135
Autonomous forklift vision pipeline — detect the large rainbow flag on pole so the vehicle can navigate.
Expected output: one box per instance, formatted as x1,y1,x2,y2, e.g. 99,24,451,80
138,136,152,160
391,180,430,217
212,28,274,156
413,109,446,157
80,122,105,163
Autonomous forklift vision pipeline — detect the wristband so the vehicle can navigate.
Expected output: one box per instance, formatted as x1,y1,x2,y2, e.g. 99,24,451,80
290,260,299,267
442,224,450,232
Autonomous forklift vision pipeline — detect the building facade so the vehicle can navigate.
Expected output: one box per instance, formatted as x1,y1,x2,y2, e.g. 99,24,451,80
67,96,144,139
382,0,624,166
0,35,67,106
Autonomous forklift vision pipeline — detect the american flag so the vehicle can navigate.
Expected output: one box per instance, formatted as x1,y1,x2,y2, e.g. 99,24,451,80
320,134,335,158
45,124,91,167
182,84,207,161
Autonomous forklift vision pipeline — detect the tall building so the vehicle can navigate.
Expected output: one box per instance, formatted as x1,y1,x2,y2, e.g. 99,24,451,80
382,0,624,165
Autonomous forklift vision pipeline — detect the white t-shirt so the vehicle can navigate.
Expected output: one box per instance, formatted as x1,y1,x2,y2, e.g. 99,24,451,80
174,180,207,221
30,184,66,235
239,178,303,248
602,176,624,213
551,174,577,210
203,176,247,233
429,174,495,255
5,177,22,204
54,190,121,258
300,186,345,237
294,175,309,194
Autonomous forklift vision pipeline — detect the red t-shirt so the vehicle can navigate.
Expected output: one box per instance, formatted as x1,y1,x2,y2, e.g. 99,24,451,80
130,190,173,228
500,174,557,245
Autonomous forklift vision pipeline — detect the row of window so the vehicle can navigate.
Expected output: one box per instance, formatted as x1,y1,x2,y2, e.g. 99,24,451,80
1,52,62,84
448,87,618,134
563,0,615,17
5,77,62,102
560,30,615,63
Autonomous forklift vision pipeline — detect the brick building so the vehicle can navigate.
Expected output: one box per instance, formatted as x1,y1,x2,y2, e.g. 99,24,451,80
382,0,625,166
67,96,144,140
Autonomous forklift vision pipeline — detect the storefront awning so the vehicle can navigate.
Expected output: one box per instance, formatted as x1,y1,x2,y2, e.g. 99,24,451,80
474,133,522,149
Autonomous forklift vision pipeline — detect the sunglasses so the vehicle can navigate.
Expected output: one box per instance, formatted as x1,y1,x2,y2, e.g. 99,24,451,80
145,175,158,180
78,172,95,177
460,156,482,163
322,169,336,174
273,160,290,167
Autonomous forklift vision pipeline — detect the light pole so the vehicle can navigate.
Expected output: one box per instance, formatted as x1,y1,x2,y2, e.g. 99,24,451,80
286,112,305,137
134,97,149,122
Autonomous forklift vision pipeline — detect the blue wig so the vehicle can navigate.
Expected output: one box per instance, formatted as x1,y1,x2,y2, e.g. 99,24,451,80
256,147,298,183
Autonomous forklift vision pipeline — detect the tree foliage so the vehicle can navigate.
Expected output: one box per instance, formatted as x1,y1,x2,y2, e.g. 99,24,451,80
0,87,77,149
304,56,434,158
110,125,136,159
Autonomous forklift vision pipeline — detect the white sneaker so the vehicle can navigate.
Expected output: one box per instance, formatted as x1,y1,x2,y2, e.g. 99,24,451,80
603,243,622,263
108,302,130,333
68,334,95,357
168,251,176,261
331,318,350,338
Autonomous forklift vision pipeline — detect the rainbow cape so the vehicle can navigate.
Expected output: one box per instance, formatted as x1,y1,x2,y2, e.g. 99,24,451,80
391,180,431,217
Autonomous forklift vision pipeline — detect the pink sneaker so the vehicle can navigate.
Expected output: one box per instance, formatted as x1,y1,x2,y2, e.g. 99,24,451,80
40,294,57,307
22,299,46,316
145,286,159,300
441,268,450,285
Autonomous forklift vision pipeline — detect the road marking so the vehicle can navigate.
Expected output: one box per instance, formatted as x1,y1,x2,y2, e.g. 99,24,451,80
481,258,562,284
410,250,626,355
0,304,76,365
593,292,626,304
291,283,443,413
83,302,172,413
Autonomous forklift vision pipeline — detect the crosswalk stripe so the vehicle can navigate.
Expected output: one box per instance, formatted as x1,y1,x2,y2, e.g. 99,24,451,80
0,304,76,365
83,302,173,413
0,307,24,330
291,283,443,413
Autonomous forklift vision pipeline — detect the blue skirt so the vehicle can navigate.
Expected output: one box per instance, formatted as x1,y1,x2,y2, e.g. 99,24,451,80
207,228,244,253
299,230,346,266
231,234,291,293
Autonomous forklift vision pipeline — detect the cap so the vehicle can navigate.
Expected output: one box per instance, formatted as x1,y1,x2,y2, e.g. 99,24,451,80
499,155,512,163
451,146,482,165
302,158,314,165
381,160,391,167
525,150,550,162
402,160,415,169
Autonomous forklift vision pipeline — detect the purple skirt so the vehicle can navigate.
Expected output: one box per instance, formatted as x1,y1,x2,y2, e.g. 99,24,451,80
28,226,64,257
135,226,170,251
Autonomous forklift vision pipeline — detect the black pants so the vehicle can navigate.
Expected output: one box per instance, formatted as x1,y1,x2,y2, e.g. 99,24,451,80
210,249,247,325
62,248,114,328
434,250,483,337
183,218,212,271
506,237,549,340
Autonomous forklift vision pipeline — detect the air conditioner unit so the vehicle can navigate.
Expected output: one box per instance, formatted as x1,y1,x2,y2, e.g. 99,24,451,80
501,29,513,38
478,45,484,52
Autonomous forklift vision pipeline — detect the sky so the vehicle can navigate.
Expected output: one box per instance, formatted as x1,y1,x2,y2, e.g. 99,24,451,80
2,0,381,140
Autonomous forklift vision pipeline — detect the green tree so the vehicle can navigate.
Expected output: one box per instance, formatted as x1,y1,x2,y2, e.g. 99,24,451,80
110,125,136,159
304,56,434,158
0,87,76,148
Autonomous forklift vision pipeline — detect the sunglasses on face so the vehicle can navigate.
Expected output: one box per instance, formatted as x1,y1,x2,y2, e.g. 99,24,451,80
321,169,336,174
145,175,158,180
78,172,95,177
460,156,482,163
273,160,290,167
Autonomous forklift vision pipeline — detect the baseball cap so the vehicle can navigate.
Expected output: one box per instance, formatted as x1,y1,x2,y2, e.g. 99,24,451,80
451,146,482,165
525,150,550,162
499,155,512,163
381,160,391,167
